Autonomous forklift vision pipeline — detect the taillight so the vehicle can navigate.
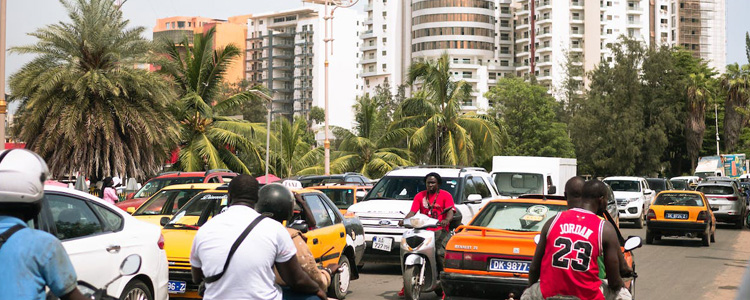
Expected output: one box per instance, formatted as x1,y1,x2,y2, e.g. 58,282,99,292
158,233,165,250
646,209,656,220
726,196,738,201
462,252,492,271
445,251,463,269
697,211,708,222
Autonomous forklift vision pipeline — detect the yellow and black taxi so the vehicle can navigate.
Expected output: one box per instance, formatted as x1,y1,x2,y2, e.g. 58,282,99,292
441,195,638,300
646,190,717,246
129,183,222,226
160,184,365,299
307,184,372,214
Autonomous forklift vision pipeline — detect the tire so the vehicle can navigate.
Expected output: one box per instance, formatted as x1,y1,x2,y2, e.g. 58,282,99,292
328,255,351,299
654,234,661,241
634,216,643,229
735,217,744,229
702,229,710,246
711,230,716,243
403,265,422,300
120,279,152,300
645,230,654,245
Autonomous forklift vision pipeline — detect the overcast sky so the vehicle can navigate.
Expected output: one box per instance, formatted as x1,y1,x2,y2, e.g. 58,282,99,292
3,0,749,113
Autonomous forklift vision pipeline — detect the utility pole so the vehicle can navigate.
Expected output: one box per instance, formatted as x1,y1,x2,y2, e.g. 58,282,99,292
250,90,274,178
715,104,720,156
0,0,7,151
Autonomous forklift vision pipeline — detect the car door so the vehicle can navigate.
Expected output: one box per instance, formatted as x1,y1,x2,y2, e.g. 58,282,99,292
45,193,125,290
303,194,347,266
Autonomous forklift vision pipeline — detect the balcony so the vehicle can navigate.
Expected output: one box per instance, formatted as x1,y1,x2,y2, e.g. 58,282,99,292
571,1,584,9
365,3,373,11
361,30,374,39
537,18,552,25
361,57,377,64
571,31,584,38
361,70,378,77
571,17,584,24
361,43,377,51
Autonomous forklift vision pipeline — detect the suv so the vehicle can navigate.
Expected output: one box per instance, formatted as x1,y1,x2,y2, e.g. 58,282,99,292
116,169,237,212
298,173,372,187
647,178,674,194
603,176,655,228
345,166,499,265
696,181,746,228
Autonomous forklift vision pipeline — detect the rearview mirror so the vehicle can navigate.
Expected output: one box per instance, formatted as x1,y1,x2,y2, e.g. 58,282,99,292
547,185,557,195
466,194,482,204
120,254,142,276
644,189,653,195
624,236,643,251
290,220,308,233
160,217,170,226
126,207,136,214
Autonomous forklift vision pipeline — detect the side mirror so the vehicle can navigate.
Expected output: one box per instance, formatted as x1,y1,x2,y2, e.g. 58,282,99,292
533,234,541,245
547,185,557,195
644,189,654,195
624,236,643,251
290,220,309,233
355,190,367,201
160,217,170,226
120,254,142,276
710,206,719,212
126,207,136,214
126,192,135,200
466,194,482,204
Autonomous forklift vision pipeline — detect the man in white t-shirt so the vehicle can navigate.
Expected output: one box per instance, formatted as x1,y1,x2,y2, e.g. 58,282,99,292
190,175,326,300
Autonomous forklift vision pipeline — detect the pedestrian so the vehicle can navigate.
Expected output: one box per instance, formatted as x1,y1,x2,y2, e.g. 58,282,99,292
522,180,631,300
397,172,455,298
190,174,326,300
101,177,118,205
0,149,88,300
255,183,340,300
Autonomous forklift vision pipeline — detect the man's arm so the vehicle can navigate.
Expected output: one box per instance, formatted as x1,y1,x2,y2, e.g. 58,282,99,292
528,217,554,285
276,255,327,300
191,267,204,285
602,223,625,292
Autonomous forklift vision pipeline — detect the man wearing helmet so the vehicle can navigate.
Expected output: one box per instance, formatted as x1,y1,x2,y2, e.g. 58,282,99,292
0,149,87,300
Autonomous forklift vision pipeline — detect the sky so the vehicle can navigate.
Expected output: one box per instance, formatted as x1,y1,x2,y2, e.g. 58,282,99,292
2,0,749,113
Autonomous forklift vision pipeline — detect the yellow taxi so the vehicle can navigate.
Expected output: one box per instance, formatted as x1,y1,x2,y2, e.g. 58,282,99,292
441,196,638,300
307,184,372,214
161,185,365,299
129,183,222,226
646,190,717,246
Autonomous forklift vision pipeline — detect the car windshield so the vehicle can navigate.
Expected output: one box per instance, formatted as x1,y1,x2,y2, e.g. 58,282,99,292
603,180,641,192
167,192,226,228
317,188,356,209
670,179,688,190
365,176,460,201
493,172,543,197
299,177,345,187
133,177,203,199
654,193,704,206
470,202,567,232
647,179,667,192
133,189,203,216
696,185,734,195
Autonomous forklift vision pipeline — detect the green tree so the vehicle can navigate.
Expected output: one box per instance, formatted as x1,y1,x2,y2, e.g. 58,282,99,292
8,0,178,180
268,117,323,177
217,79,268,123
720,63,750,153
685,72,714,170
486,77,574,158
157,28,267,173
746,32,750,64
390,54,502,166
556,50,585,124
309,106,325,125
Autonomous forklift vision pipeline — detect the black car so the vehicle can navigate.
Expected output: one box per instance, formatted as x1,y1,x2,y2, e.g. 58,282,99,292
298,172,372,187
647,178,674,194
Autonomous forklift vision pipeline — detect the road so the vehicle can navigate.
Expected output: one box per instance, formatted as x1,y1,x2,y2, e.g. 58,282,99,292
345,223,750,299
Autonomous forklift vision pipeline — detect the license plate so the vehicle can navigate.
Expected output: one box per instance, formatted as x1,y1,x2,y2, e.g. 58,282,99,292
666,212,688,219
488,259,530,273
372,237,393,252
168,280,186,294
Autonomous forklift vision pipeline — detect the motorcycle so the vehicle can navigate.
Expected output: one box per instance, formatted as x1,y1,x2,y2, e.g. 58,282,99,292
399,213,443,300
49,254,142,300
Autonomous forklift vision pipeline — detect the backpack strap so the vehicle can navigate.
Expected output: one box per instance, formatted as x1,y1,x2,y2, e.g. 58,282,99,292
0,224,26,250
203,215,266,283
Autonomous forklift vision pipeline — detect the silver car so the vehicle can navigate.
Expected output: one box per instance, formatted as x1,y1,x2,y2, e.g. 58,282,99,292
696,181,746,228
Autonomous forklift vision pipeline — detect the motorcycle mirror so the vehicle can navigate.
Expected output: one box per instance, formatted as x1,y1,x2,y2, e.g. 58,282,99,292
533,234,541,245
624,236,643,251
120,254,142,276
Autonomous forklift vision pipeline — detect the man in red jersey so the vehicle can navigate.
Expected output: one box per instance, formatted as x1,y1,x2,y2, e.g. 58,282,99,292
522,180,631,300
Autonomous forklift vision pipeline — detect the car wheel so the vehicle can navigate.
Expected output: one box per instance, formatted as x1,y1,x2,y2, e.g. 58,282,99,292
711,230,716,243
120,279,152,300
702,229,710,247
735,217,744,229
654,234,661,241
645,230,654,245
328,255,351,299
403,265,422,300
634,216,643,229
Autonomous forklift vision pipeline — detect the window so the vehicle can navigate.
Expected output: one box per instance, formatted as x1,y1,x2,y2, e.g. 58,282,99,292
90,204,123,232
304,195,334,227
177,21,185,28
47,194,103,240
134,189,202,216
472,177,491,198
208,177,220,183
463,177,477,202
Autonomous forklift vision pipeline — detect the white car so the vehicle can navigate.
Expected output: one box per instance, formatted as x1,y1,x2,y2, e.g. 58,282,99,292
603,176,655,228
37,186,169,300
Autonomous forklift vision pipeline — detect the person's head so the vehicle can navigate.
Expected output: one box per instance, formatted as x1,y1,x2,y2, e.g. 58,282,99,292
102,177,113,188
564,176,586,208
0,149,50,221
256,183,295,223
424,172,442,193
227,174,259,207
581,180,609,214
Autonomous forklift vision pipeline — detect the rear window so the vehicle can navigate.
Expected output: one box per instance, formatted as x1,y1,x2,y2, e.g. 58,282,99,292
670,179,688,190
603,180,641,192
316,188,355,209
470,202,567,232
697,185,734,195
654,193,704,207
647,179,666,191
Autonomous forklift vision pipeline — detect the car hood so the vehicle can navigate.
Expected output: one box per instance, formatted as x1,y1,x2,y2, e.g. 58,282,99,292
115,197,147,210
161,228,198,262
612,191,643,199
348,199,413,216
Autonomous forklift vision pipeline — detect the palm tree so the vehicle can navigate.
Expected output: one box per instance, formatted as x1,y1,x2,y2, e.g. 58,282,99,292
8,0,178,180
721,63,750,153
331,96,412,178
389,54,501,166
268,117,323,178
157,28,267,173
686,72,712,170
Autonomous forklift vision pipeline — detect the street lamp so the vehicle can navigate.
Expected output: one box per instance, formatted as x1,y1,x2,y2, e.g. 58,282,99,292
250,90,274,178
0,0,7,150
303,0,359,175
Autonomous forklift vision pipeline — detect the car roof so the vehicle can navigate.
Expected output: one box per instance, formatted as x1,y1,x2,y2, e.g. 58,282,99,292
153,170,237,179
385,166,488,178
647,178,667,181
486,197,568,206
671,176,699,180
657,190,703,195
308,185,371,190
162,183,224,190
697,181,734,187
603,176,643,181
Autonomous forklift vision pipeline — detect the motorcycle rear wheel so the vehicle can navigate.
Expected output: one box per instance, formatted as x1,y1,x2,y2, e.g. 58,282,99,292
403,265,422,300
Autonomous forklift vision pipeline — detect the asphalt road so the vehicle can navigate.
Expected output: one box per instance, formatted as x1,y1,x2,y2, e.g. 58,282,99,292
345,222,750,300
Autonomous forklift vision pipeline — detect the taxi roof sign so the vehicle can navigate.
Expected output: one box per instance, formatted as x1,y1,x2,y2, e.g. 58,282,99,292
282,180,302,189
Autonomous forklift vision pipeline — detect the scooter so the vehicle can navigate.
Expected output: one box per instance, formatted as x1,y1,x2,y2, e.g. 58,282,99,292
48,254,142,300
400,213,442,300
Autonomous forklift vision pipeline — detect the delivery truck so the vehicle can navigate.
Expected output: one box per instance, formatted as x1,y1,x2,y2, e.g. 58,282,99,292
491,156,577,197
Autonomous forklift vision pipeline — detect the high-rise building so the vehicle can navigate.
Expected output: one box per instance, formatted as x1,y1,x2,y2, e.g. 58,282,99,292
359,0,406,96
651,0,726,73
243,6,363,130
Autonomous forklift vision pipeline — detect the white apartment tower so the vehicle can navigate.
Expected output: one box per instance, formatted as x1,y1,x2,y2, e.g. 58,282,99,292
245,6,363,130
360,0,404,96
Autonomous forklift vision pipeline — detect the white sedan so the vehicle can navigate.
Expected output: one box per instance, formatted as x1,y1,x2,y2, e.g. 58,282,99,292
37,186,169,300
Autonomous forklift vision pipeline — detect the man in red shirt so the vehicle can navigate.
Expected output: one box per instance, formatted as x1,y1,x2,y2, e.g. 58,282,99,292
398,172,455,297
522,180,631,300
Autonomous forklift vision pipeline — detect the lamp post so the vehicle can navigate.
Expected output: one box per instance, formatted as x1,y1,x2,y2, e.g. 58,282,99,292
250,90,274,178
0,0,7,150
303,0,358,175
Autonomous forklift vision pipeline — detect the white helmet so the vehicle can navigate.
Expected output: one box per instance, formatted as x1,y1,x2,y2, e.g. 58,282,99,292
0,149,50,204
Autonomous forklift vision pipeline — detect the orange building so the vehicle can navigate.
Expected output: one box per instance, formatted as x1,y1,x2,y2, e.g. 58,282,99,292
153,16,250,83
